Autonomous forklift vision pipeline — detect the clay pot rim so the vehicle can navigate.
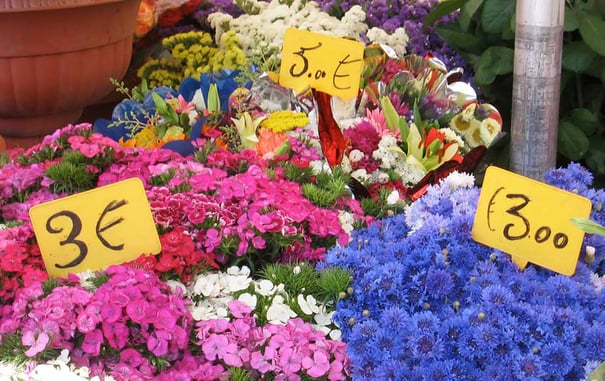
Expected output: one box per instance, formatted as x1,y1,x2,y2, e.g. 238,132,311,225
0,0,129,12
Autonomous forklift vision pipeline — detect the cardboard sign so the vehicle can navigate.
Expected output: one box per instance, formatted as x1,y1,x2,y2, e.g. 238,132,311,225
279,28,364,99
30,178,161,278
472,166,592,276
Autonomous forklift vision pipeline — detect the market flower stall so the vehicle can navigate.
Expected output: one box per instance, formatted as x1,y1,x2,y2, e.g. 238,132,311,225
1,0,605,380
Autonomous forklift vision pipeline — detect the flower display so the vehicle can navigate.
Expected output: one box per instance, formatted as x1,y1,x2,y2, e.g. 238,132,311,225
2,0,605,379
0,264,350,380
324,165,605,379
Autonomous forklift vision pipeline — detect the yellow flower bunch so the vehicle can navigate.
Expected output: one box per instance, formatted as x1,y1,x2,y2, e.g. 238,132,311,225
449,102,502,149
137,30,248,89
260,110,310,133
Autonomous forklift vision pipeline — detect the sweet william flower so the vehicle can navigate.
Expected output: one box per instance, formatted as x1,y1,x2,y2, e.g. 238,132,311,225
267,295,297,325
81,329,103,356
301,349,331,378
22,330,50,357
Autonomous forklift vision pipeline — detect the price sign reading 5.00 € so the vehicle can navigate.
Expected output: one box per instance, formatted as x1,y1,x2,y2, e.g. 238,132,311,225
30,178,161,278
279,28,364,99
472,166,592,276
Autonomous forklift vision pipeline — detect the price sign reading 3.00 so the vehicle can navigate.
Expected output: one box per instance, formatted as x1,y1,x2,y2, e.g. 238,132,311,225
279,28,364,99
29,178,161,278
472,166,592,276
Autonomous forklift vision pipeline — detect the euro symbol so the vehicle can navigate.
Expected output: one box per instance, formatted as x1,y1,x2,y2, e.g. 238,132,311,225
332,54,362,90
96,199,127,250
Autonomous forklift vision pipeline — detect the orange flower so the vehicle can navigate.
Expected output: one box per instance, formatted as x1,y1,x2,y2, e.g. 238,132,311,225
256,128,288,158
135,0,157,39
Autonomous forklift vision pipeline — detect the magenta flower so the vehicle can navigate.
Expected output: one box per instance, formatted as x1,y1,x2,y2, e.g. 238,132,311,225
22,330,50,357
147,330,170,357
202,333,230,361
120,348,144,368
126,299,152,323
81,329,104,356
279,347,304,375
102,321,129,349
228,300,252,319
301,349,331,377
76,311,100,333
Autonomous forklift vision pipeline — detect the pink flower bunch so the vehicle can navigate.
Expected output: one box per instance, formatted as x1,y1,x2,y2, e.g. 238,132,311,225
0,265,193,379
144,161,349,270
194,300,350,380
0,225,48,304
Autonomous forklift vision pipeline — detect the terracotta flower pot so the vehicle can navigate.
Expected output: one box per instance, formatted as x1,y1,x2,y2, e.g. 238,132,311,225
0,0,141,148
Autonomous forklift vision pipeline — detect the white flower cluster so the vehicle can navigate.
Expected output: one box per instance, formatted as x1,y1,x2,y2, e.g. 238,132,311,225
183,266,341,339
372,134,426,185
365,27,409,57
208,0,408,68
0,350,114,381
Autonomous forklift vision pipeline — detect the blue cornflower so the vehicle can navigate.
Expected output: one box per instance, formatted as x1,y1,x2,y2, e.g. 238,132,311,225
425,268,455,298
540,342,575,377
379,307,411,332
481,285,515,307
544,162,594,193
373,359,408,381
512,352,546,380
411,310,440,333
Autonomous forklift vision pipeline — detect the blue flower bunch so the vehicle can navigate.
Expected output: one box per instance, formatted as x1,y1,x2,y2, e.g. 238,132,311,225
94,70,245,156
545,162,605,274
324,166,605,380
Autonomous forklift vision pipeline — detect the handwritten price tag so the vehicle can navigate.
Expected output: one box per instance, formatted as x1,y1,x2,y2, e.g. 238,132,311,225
472,166,592,276
29,178,161,278
279,28,364,99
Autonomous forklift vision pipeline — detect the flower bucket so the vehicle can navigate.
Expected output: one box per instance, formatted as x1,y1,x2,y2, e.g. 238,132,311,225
0,0,141,148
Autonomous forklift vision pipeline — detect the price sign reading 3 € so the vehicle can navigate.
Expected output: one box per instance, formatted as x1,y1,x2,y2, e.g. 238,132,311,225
279,28,364,99
472,166,592,276
29,178,161,278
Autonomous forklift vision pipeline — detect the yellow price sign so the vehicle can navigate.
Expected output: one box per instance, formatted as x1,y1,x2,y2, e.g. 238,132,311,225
279,28,364,99
29,178,161,278
472,166,592,276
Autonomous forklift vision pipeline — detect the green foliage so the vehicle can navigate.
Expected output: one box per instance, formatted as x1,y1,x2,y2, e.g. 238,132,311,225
359,188,406,220
41,278,61,297
317,266,352,302
301,167,349,208
261,262,351,305
149,168,177,187
426,0,605,185
228,366,254,381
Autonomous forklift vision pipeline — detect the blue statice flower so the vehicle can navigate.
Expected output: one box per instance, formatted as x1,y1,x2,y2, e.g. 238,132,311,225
324,165,605,379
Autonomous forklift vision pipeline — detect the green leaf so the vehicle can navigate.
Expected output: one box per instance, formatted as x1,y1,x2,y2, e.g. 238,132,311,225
563,41,597,73
564,7,579,32
458,0,484,31
557,120,590,161
569,108,600,136
570,218,605,237
474,46,514,85
586,137,605,175
435,25,485,53
481,0,515,34
424,0,470,26
588,361,605,381
151,92,169,115
576,11,605,56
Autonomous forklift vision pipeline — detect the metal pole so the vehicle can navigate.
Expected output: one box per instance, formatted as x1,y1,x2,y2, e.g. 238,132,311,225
510,0,565,180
